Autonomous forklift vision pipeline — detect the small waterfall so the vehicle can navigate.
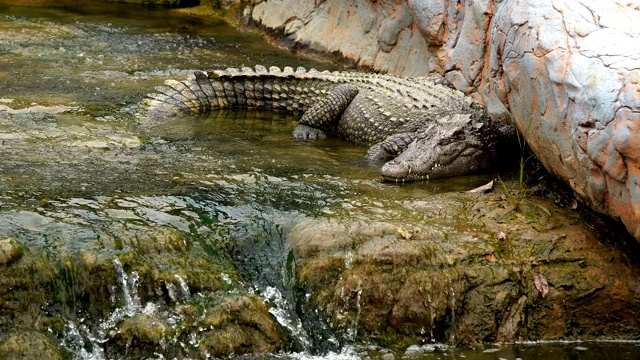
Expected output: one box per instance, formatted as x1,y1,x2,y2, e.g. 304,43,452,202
262,286,312,350
61,258,164,359
113,258,141,314
344,251,354,269
175,274,190,300
222,213,344,354
345,281,362,341
426,296,436,342
449,286,456,343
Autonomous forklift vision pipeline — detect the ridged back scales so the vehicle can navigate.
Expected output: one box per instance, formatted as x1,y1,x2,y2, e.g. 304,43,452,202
143,65,474,120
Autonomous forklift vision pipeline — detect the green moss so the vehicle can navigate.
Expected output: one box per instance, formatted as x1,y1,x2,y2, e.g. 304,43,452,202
111,314,171,348
0,331,62,360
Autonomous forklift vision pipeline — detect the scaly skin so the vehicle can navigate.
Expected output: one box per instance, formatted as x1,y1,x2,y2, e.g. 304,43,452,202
144,65,516,181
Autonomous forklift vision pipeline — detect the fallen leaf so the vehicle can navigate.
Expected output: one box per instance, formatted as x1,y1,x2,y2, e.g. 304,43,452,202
482,253,498,262
495,231,507,241
397,228,412,240
468,180,494,193
500,193,507,201
534,273,549,298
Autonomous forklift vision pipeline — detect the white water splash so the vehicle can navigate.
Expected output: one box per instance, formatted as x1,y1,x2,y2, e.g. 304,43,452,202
62,259,168,359
175,274,190,300
221,272,232,284
449,286,456,343
262,286,312,350
113,258,141,314
344,251,354,269
61,322,106,360
276,345,361,360
166,281,178,302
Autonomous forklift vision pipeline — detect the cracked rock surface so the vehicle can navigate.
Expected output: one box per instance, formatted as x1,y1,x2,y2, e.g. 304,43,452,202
490,0,640,241
244,0,640,241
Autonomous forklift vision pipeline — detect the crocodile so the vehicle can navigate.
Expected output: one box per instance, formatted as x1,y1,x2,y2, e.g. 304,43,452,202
144,65,517,181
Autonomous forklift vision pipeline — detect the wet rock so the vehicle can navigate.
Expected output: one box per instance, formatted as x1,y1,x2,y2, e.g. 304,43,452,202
199,295,283,357
0,238,22,266
289,193,640,346
109,314,171,355
0,331,62,360
0,204,251,358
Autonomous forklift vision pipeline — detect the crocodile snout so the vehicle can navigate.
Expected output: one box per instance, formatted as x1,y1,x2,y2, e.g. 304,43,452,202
380,160,410,180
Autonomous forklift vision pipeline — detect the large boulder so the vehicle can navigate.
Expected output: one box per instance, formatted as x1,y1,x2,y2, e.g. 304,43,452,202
489,0,640,240
243,0,640,242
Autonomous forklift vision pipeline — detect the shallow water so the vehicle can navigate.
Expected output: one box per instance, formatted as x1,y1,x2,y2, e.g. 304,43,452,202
0,2,638,359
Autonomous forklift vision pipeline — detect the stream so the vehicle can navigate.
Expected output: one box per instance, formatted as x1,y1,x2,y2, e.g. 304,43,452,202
0,2,639,359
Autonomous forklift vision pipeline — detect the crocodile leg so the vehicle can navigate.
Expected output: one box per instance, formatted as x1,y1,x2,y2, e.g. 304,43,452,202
366,132,419,161
292,84,359,140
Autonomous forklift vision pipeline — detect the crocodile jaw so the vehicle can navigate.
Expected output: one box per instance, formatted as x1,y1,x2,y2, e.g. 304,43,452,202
380,140,485,182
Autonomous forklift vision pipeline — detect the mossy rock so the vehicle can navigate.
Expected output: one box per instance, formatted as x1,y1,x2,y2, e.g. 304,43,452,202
107,314,171,356
198,295,282,357
290,193,640,346
0,331,62,360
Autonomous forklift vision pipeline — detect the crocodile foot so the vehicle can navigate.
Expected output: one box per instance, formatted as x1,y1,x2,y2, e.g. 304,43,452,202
292,124,328,140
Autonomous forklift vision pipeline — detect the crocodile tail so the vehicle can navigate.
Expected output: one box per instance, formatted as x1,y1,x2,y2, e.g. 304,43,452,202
144,70,214,117
207,65,321,112
143,65,330,117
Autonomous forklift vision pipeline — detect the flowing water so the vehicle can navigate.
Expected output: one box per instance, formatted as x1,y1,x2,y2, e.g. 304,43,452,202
0,2,639,359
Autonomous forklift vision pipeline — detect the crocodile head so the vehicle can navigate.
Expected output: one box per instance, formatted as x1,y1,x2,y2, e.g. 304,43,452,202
380,117,515,182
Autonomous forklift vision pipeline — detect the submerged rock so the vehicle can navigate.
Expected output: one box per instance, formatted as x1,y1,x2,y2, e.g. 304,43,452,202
289,193,640,346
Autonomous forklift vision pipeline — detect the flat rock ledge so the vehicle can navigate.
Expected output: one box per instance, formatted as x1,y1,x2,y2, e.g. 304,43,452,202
242,0,640,242
289,193,640,345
